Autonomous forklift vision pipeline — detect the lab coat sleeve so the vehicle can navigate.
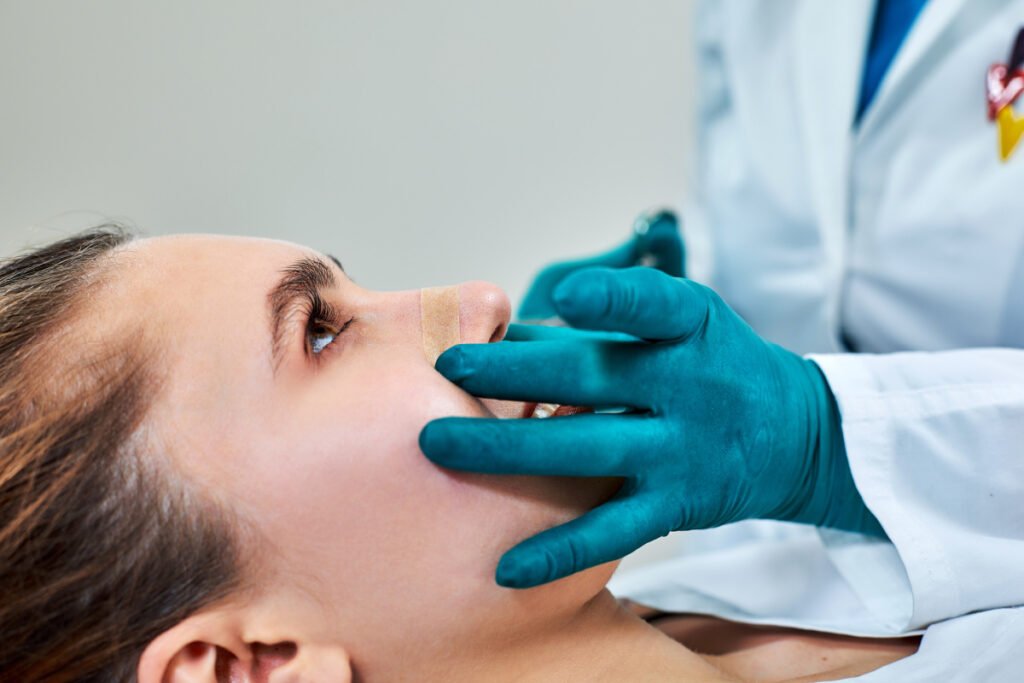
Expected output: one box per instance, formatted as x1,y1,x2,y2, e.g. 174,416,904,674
840,606,1024,682
809,348,1024,633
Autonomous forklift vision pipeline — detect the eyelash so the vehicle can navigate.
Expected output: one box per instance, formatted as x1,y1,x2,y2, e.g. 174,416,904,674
303,292,353,359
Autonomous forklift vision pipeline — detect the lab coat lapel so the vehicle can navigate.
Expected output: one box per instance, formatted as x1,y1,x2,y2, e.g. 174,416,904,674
858,0,990,135
793,2,874,272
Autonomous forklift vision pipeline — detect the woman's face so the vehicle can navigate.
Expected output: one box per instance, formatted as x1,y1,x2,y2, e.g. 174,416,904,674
113,235,617,660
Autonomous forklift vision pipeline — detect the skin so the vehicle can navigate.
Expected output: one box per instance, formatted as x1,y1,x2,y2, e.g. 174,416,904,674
97,235,914,682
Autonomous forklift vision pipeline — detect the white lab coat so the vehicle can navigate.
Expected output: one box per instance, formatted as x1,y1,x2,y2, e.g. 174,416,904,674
610,0,1024,679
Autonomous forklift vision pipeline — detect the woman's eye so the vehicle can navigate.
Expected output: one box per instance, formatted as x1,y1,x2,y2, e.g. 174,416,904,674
309,322,339,355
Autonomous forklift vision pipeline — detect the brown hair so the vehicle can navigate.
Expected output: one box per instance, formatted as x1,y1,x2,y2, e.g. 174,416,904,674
0,227,244,682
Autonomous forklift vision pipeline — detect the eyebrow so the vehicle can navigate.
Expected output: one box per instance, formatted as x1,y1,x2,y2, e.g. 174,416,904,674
267,255,344,372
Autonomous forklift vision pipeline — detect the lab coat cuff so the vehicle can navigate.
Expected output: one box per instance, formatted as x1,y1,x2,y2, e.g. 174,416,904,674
808,353,956,633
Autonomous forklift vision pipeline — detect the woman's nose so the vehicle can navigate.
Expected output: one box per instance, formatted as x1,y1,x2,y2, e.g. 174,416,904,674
418,281,510,364
457,280,511,345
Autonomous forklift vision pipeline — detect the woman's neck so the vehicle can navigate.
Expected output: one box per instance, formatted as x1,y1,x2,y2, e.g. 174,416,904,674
429,590,734,683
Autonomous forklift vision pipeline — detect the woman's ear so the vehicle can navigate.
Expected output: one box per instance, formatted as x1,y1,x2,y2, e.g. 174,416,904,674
137,611,238,683
265,645,353,683
137,609,353,683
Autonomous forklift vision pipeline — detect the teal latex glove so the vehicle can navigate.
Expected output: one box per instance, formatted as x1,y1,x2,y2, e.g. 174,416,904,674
517,209,684,322
420,267,886,589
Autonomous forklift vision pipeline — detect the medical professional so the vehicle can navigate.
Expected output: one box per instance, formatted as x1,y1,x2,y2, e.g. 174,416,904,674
421,0,1024,678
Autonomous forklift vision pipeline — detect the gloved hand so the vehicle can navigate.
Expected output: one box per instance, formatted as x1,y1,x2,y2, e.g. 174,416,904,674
517,209,684,322
420,267,886,589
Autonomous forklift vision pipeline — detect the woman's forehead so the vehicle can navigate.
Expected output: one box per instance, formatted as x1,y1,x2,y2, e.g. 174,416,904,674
130,234,312,270
111,235,304,399
126,237,309,473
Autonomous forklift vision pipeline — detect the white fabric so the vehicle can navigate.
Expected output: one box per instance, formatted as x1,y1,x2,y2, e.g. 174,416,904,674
609,521,915,637
812,349,1024,632
688,0,1024,356
838,607,1024,682
611,0,1024,679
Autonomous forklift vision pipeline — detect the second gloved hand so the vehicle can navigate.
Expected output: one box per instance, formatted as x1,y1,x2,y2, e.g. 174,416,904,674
517,209,685,322
420,267,885,588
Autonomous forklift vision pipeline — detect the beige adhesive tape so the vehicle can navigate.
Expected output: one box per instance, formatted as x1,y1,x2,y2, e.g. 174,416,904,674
420,286,461,364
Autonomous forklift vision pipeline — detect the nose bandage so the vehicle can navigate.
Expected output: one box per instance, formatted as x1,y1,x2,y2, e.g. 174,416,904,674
420,286,461,364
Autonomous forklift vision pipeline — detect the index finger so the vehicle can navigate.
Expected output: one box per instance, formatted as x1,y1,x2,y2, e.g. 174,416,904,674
435,338,644,408
419,412,654,477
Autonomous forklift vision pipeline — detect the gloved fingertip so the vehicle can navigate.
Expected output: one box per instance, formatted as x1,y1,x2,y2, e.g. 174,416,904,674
434,346,471,383
417,421,447,460
496,550,555,589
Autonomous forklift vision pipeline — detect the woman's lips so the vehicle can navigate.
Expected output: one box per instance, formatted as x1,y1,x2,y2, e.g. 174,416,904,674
477,398,592,419
520,402,591,419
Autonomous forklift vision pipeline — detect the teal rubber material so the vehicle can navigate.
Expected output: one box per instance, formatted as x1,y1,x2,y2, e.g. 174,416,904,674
420,267,885,588
517,209,685,322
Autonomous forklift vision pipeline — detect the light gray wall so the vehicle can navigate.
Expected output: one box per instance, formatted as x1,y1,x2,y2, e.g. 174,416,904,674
0,0,695,304
0,0,697,571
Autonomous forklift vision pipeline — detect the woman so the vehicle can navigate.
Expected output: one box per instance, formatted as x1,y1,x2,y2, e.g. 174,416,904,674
0,227,917,681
